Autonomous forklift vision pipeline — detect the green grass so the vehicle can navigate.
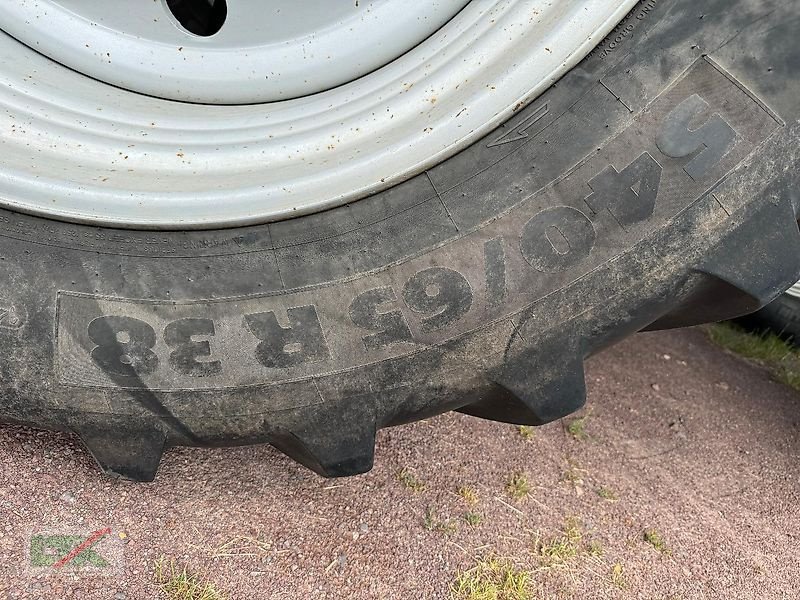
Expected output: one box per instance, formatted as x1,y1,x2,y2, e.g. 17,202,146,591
643,529,670,555
596,486,617,501
451,557,531,600
464,512,483,527
397,467,426,492
533,516,608,570
707,323,800,391
505,473,530,501
566,414,589,441
535,517,583,567
154,558,226,600
561,462,584,485
424,506,458,535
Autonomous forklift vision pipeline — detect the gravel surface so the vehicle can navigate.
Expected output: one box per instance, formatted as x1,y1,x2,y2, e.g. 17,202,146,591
1,327,798,599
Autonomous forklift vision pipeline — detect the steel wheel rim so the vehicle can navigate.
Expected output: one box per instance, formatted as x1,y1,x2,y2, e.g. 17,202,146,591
0,0,636,229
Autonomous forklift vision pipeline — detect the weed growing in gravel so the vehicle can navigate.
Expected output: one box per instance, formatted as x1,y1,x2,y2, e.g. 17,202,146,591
397,467,426,492
561,461,585,486
464,512,483,527
610,563,626,589
597,486,617,501
505,473,530,500
458,486,479,506
587,540,604,557
517,425,535,440
643,529,670,554
424,506,458,535
452,557,531,600
566,415,589,441
154,557,226,600
535,517,583,567
534,517,605,568
707,323,800,391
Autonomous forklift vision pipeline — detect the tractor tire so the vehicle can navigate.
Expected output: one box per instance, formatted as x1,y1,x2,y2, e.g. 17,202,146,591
1,0,799,480
736,292,800,345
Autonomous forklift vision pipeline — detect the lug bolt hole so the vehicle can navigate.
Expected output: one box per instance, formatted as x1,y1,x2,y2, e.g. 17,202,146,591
166,0,227,37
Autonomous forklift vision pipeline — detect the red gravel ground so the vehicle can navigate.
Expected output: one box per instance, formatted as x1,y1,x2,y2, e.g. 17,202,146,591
1,327,798,599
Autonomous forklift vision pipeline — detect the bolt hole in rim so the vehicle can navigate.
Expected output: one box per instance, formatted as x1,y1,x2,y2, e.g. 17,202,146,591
0,0,636,229
166,0,228,37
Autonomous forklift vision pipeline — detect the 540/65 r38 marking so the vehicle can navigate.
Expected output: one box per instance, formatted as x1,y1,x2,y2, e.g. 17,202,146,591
60,72,752,395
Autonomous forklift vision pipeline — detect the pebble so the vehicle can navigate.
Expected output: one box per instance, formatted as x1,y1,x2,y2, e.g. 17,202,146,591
59,491,77,504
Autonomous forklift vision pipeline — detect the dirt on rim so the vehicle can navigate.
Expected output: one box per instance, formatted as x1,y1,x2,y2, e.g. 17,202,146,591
0,326,798,599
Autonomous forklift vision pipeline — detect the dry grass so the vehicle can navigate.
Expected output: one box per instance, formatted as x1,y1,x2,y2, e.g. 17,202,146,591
203,536,272,559
154,558,226,600
517,426,535,441
452,557,531,600
609,563,626,589
458,485,480,506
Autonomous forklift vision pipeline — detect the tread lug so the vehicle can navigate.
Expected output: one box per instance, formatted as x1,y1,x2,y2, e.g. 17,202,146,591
651,197,800,329
270,403,377,477
72,421,167,482
460,345,586,426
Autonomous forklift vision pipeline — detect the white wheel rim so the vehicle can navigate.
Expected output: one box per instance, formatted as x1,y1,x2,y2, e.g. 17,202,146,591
785,281,800,299
0,0,636,229
0,0,470,104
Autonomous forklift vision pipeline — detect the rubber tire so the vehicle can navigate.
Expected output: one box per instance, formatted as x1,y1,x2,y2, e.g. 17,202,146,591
735,293,800,345
2,0,799,480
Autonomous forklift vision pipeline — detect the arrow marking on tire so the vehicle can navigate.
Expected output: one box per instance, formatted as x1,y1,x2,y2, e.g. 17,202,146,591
488,103,550,147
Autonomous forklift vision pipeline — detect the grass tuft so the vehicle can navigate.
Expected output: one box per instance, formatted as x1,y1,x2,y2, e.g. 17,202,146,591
707,323,800,391
517,426,535,441
643,529,670,555
596,486,617,501
610,562,626,589
561,462,584,486
535,517,583,567
452,557,531,600
464,512,483,527
587,540,604,557
154,557,226,600
505,473,530,501
424,506,458,535
566,415,589,441
458,486,479,506
397,467,426,492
